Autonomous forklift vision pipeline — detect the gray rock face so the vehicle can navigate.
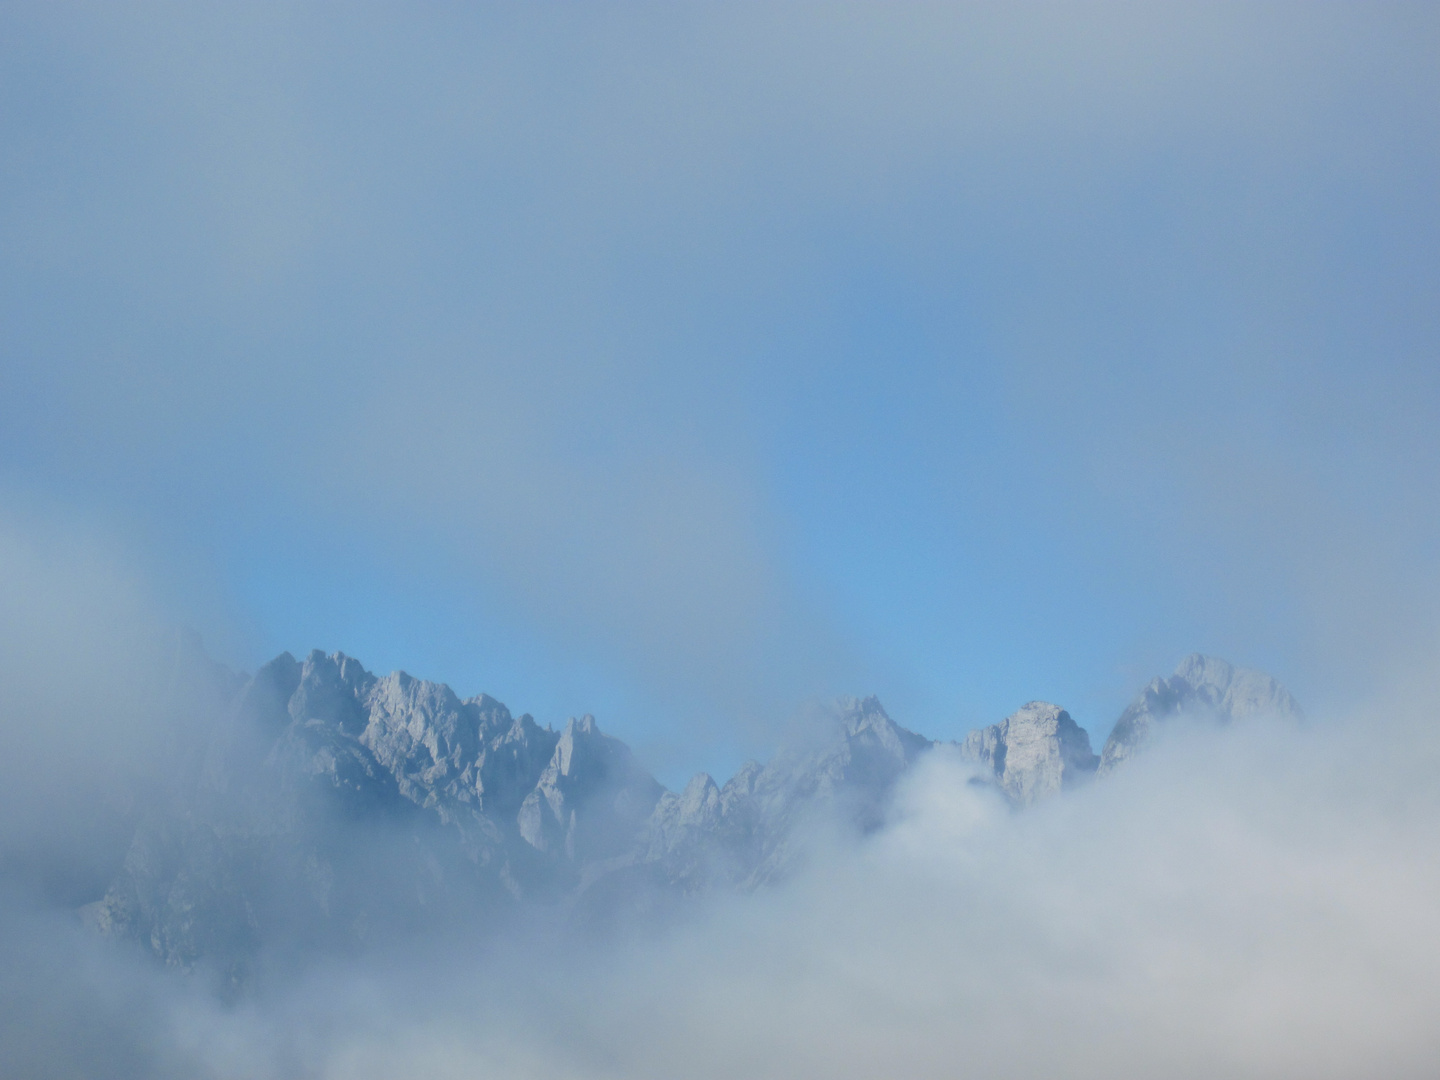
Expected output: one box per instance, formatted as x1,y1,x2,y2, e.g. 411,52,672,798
1099,653,1303,774
959,701,1099,805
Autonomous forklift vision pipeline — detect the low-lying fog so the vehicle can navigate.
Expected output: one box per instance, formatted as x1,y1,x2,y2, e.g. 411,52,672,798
3,516,1439,1080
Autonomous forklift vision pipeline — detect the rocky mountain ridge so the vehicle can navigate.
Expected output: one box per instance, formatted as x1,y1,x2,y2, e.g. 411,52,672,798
82,649,1300,981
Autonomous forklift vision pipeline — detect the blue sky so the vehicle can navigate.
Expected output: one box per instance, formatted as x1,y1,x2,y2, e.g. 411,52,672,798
2,4,1438,784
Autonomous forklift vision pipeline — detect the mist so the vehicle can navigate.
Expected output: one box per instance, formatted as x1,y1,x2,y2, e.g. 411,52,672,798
3,4,1440,1077
294,697,1440,1080
3,506,1439,1078
415,713,1440,1080
8,654,1440,1078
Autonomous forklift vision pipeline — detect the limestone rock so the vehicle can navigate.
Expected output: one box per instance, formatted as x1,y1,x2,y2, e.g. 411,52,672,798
626,696,935,890
959,701,1099,805
517,715,663,860
1099,653,1302,774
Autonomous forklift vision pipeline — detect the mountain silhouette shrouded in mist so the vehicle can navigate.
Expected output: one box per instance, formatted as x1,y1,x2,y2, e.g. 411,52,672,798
81,649,1300,985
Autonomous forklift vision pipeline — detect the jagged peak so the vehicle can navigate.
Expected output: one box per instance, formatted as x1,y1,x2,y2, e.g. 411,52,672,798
1164,653,1299,716
465,692,511,714
562,714,601,739
1011,700,1067,720
961,700,1094,750
1099,653,1302,775
958,699,1098,805
1173,653,1236,689
370,668,463,706
836,694,890,724
547,713,644,780
721,760,763,796
763,696,933,782
682,772,719,797
1166,653,1298,715
796,694,900,742
301,652,369,683
258,650,300,675
235,652,303,726
675,773,722,819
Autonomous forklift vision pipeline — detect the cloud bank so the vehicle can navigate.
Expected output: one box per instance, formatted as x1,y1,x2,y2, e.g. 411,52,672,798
2,509,1436,1079
247,701,1438,1080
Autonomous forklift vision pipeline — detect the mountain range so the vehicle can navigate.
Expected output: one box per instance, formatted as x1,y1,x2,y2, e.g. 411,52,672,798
79,649,1301,986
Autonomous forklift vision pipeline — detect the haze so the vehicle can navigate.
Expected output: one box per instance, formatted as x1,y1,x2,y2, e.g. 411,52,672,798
1,4,1439,1078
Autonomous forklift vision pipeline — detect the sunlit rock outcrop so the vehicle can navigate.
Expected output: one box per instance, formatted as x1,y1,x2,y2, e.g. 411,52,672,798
958,701,1099,804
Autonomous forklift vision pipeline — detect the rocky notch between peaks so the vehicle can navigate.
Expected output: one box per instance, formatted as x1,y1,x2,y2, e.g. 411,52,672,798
81,650,1300,983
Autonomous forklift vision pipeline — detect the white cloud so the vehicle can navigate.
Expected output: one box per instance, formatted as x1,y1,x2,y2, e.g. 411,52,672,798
62,670,1435,1080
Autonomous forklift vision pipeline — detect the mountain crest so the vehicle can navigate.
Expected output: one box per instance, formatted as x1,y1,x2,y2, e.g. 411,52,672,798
86,649,1298,978
1099,653,1302,773
959,701,1098,805
518,714,663,860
